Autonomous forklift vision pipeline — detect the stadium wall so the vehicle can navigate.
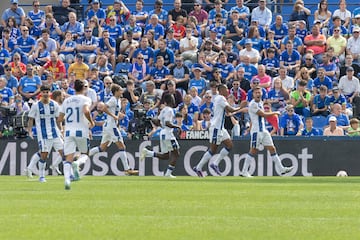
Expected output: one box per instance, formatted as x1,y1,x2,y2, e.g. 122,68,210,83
0,137,358,176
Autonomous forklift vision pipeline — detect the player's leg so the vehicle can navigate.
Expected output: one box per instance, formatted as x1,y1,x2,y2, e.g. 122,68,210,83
242,132,259,177
63,136,78,189
265,145,294,175
26,152,41,178
211,130,232,176
50,138,65,175
38,139,53,182
115,141,138,176
38,151,49,182
164,140,180,178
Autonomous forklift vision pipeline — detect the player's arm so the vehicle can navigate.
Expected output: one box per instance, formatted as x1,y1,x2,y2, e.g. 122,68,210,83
102,104,118,121
256,109,280,117
83,104,95,128
27,117,35,139
225,105,242,113
165,120,181,129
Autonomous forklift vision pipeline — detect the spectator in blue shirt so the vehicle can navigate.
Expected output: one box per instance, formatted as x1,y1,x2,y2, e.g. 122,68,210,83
313,67,333,94
188,67,207,98
145,14,165,41
150,56,170,90
60,12,84,40
97,30,116,70
2,65,18,94
27,0,45,27
76,27,98,64
302,117,321,136
311,85,330,117
0,77,14,105
18,64,41,101
270,15,288,41
87,0,106,26
148,0,168,27
1,0,25,26
279,104,304,136
132,0,149,29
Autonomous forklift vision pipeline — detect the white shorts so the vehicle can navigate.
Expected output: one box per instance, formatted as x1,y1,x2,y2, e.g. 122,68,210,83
250,131,274,149
208,126,230,145
64,136,90,155
101,127,123,144
160,134,180,153
38,138,64,153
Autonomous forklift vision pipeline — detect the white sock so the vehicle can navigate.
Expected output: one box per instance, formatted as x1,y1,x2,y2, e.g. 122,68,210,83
165,165,175,176
77,154,89,166
38,159,46,178
28,152,40,171
89,146,101,157
119,150,129,171
271,153,285,173
52,155,63,167
213,148,230,165
63,161,72,186
196,151,213,170
242,153,254,173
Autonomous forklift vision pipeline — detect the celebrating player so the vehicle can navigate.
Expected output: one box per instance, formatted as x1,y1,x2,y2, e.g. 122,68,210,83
193,84,246,177
87,84,139,176
140,94,181,178
241,86,294,177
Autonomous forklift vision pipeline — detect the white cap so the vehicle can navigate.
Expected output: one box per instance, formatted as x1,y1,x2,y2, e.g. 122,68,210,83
329,116,337,122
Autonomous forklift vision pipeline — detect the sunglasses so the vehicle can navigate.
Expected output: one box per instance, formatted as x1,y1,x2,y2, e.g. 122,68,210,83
194,4,200,6
138,57,144,59
105,82,112,85
205,96,212,98
85,30,92,32
34,4,40,7
110,19,116,21
306,58,312,60
334,30,340,32
5,69,11,71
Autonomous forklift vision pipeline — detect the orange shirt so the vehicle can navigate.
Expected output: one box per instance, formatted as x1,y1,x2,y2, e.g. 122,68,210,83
171,24,186,41
304,34,326,55
9,61,26,80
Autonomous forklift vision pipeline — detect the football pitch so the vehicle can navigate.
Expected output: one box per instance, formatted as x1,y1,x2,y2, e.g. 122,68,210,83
1,176,359,240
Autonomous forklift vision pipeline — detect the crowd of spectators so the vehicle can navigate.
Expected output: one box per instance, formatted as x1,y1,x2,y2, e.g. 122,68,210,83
1,0,360,139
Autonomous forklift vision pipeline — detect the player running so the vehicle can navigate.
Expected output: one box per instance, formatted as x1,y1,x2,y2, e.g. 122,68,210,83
140,94,181,178
241,86,294,177
193,84,246,177
58,80,95,190
87,83,139,176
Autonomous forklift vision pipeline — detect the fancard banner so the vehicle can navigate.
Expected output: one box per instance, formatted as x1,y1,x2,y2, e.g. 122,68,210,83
0,137,358,176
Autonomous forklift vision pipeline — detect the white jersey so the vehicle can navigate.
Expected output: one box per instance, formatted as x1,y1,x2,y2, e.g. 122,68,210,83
210,95,229,129
159,106,175,140
28,100,61,140
61,94,92,138
104,96,120,129
248,99,266,132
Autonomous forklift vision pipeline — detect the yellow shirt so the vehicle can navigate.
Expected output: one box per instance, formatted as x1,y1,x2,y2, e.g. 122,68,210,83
68,63,89,80
326,36,347,56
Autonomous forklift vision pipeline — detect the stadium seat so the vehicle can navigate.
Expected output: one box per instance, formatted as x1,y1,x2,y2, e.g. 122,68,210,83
312,116,328,130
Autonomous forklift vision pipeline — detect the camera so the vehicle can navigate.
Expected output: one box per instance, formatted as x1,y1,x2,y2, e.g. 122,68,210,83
0,106,29,138
131,108,153,138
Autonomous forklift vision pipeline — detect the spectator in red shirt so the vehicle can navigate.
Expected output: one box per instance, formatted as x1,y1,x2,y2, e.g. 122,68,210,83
40,51,66,81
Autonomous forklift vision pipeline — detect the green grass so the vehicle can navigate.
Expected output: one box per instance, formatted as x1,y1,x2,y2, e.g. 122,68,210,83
1,176,360,240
